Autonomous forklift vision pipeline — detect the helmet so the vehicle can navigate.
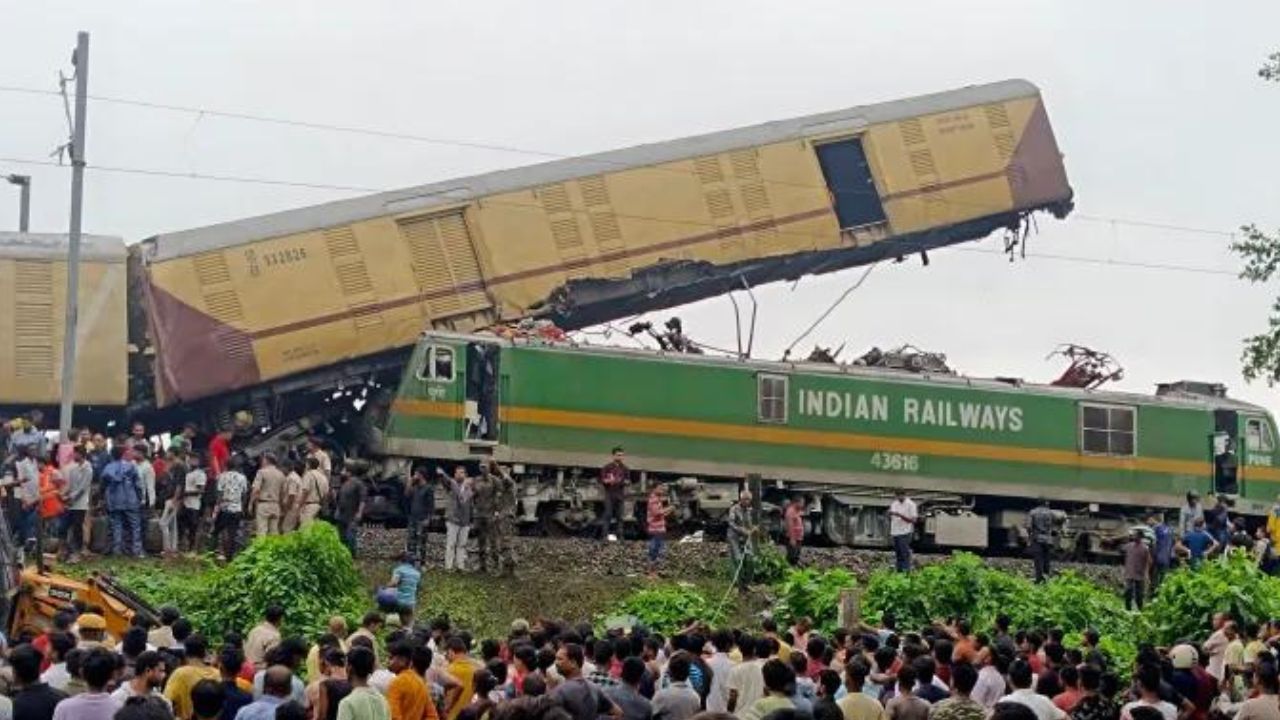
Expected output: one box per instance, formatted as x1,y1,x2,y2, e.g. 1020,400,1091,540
1170,644,1198,669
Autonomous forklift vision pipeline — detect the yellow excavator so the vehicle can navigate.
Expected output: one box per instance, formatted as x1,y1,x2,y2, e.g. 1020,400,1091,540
0,512,156,642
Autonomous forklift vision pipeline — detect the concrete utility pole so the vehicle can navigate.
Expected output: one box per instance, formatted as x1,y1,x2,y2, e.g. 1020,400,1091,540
5,175,29,232
59,31,89,441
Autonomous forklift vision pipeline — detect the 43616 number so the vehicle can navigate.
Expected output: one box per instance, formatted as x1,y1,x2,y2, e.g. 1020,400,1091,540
870,452,920,472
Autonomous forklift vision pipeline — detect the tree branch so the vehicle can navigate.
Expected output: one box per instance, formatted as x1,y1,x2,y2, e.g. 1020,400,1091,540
1262,52,1280,82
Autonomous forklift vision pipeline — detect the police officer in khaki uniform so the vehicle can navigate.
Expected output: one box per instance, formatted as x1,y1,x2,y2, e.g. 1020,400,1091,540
298,456,329,527
250,453,287,536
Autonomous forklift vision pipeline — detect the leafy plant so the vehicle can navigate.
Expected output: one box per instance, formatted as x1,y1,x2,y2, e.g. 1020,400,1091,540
862,553,1036,632
603,583,724,635
1143,553,1280,645
114,523,368,641
1015,572,1136,640
773,567,856,634
752,545,790,585
861,552,1140,676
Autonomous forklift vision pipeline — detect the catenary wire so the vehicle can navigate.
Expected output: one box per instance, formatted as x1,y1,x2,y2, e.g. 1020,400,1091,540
0,155,1246,280
0,83,1245,242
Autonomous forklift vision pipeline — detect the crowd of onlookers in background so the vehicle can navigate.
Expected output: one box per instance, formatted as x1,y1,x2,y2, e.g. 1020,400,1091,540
1,581,1279,720
0,412,349,564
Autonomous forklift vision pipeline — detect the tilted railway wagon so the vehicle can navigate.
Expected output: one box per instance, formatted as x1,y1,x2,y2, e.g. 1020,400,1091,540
0,233,128,417
379,332,1279,553
129,78,1071,437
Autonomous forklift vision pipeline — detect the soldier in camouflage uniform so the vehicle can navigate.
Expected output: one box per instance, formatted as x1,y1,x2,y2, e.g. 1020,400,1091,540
489,461,518,577
470,464,496,573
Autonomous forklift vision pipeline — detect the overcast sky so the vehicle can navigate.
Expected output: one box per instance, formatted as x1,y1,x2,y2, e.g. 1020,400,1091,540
3,1,1279,408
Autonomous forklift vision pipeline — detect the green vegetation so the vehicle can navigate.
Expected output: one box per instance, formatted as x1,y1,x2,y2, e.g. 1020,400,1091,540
602,583,726,635
1144,554,1280,645
773,566,857,634
89,523,367,640
750,545,791,585
863,553,1140,671
75,534,1280,677
1233,51,1280,381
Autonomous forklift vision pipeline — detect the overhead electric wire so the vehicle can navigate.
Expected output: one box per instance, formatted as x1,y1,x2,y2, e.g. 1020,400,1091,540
0,154,1246,281
782,262,881,358
0,155,383,193
0,82,1247,243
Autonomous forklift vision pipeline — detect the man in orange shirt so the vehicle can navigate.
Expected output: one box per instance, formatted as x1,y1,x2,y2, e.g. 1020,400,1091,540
387,641,439,720
444,637,477,720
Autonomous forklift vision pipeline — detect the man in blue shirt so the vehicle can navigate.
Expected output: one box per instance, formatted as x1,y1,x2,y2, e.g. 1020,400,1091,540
235,665,292,720
383,552,422,626
101,446,145,557
1178,517,1219,568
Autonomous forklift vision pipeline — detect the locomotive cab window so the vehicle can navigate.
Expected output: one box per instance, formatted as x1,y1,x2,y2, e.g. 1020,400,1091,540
758,374,788,424
416,346,456,382
1079,403,1135,456
1246,417,1274,452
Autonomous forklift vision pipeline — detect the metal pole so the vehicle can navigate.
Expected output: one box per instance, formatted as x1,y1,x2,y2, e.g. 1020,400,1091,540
17,178,29,233
5,175,30,232
59,31,89,443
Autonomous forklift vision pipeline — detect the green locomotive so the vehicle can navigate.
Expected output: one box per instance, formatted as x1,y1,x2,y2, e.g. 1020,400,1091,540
376,332,1280,553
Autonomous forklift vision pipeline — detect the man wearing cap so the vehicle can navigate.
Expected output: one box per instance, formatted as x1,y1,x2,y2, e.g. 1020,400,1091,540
1167,645,1201,713
76,613,112,651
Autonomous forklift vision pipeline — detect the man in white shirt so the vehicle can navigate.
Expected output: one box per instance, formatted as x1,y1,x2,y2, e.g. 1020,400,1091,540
110,651,170,707
1119,664,1177,720
41,631,76,690
999,659,1067,720
705,631,736,713
888,490,918,573
1203,614,1232,681
727,636,766,716
133,448,157,512
971,651,1007,709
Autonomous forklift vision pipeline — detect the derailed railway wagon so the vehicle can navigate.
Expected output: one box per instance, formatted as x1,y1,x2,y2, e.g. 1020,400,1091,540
378,332,1280,554
127,78,1071,438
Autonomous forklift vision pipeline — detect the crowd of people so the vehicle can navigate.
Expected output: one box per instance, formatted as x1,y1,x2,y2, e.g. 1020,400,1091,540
0,578,1277,720
0,412,533,575
9,411,1280,720
0,414,348,563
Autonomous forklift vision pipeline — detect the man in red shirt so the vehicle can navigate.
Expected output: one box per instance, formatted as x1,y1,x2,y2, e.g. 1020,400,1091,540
646,484,672,578
784,497,805,566
208,429,232,477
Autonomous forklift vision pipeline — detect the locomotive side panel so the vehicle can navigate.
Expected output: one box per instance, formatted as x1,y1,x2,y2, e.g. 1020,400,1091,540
385,336,1239,512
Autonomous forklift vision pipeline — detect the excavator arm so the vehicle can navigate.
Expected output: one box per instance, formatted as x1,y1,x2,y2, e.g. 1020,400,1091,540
0,505,156,641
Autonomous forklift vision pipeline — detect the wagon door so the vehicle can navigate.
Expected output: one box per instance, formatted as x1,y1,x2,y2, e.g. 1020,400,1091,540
814,138,887,229
464,341,500,444
1213,409,1240,496
1242,414,1277,498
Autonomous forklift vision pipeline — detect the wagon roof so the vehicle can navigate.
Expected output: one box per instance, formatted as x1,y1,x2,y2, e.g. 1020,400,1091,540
0,232,127,263
140,79,1041,263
